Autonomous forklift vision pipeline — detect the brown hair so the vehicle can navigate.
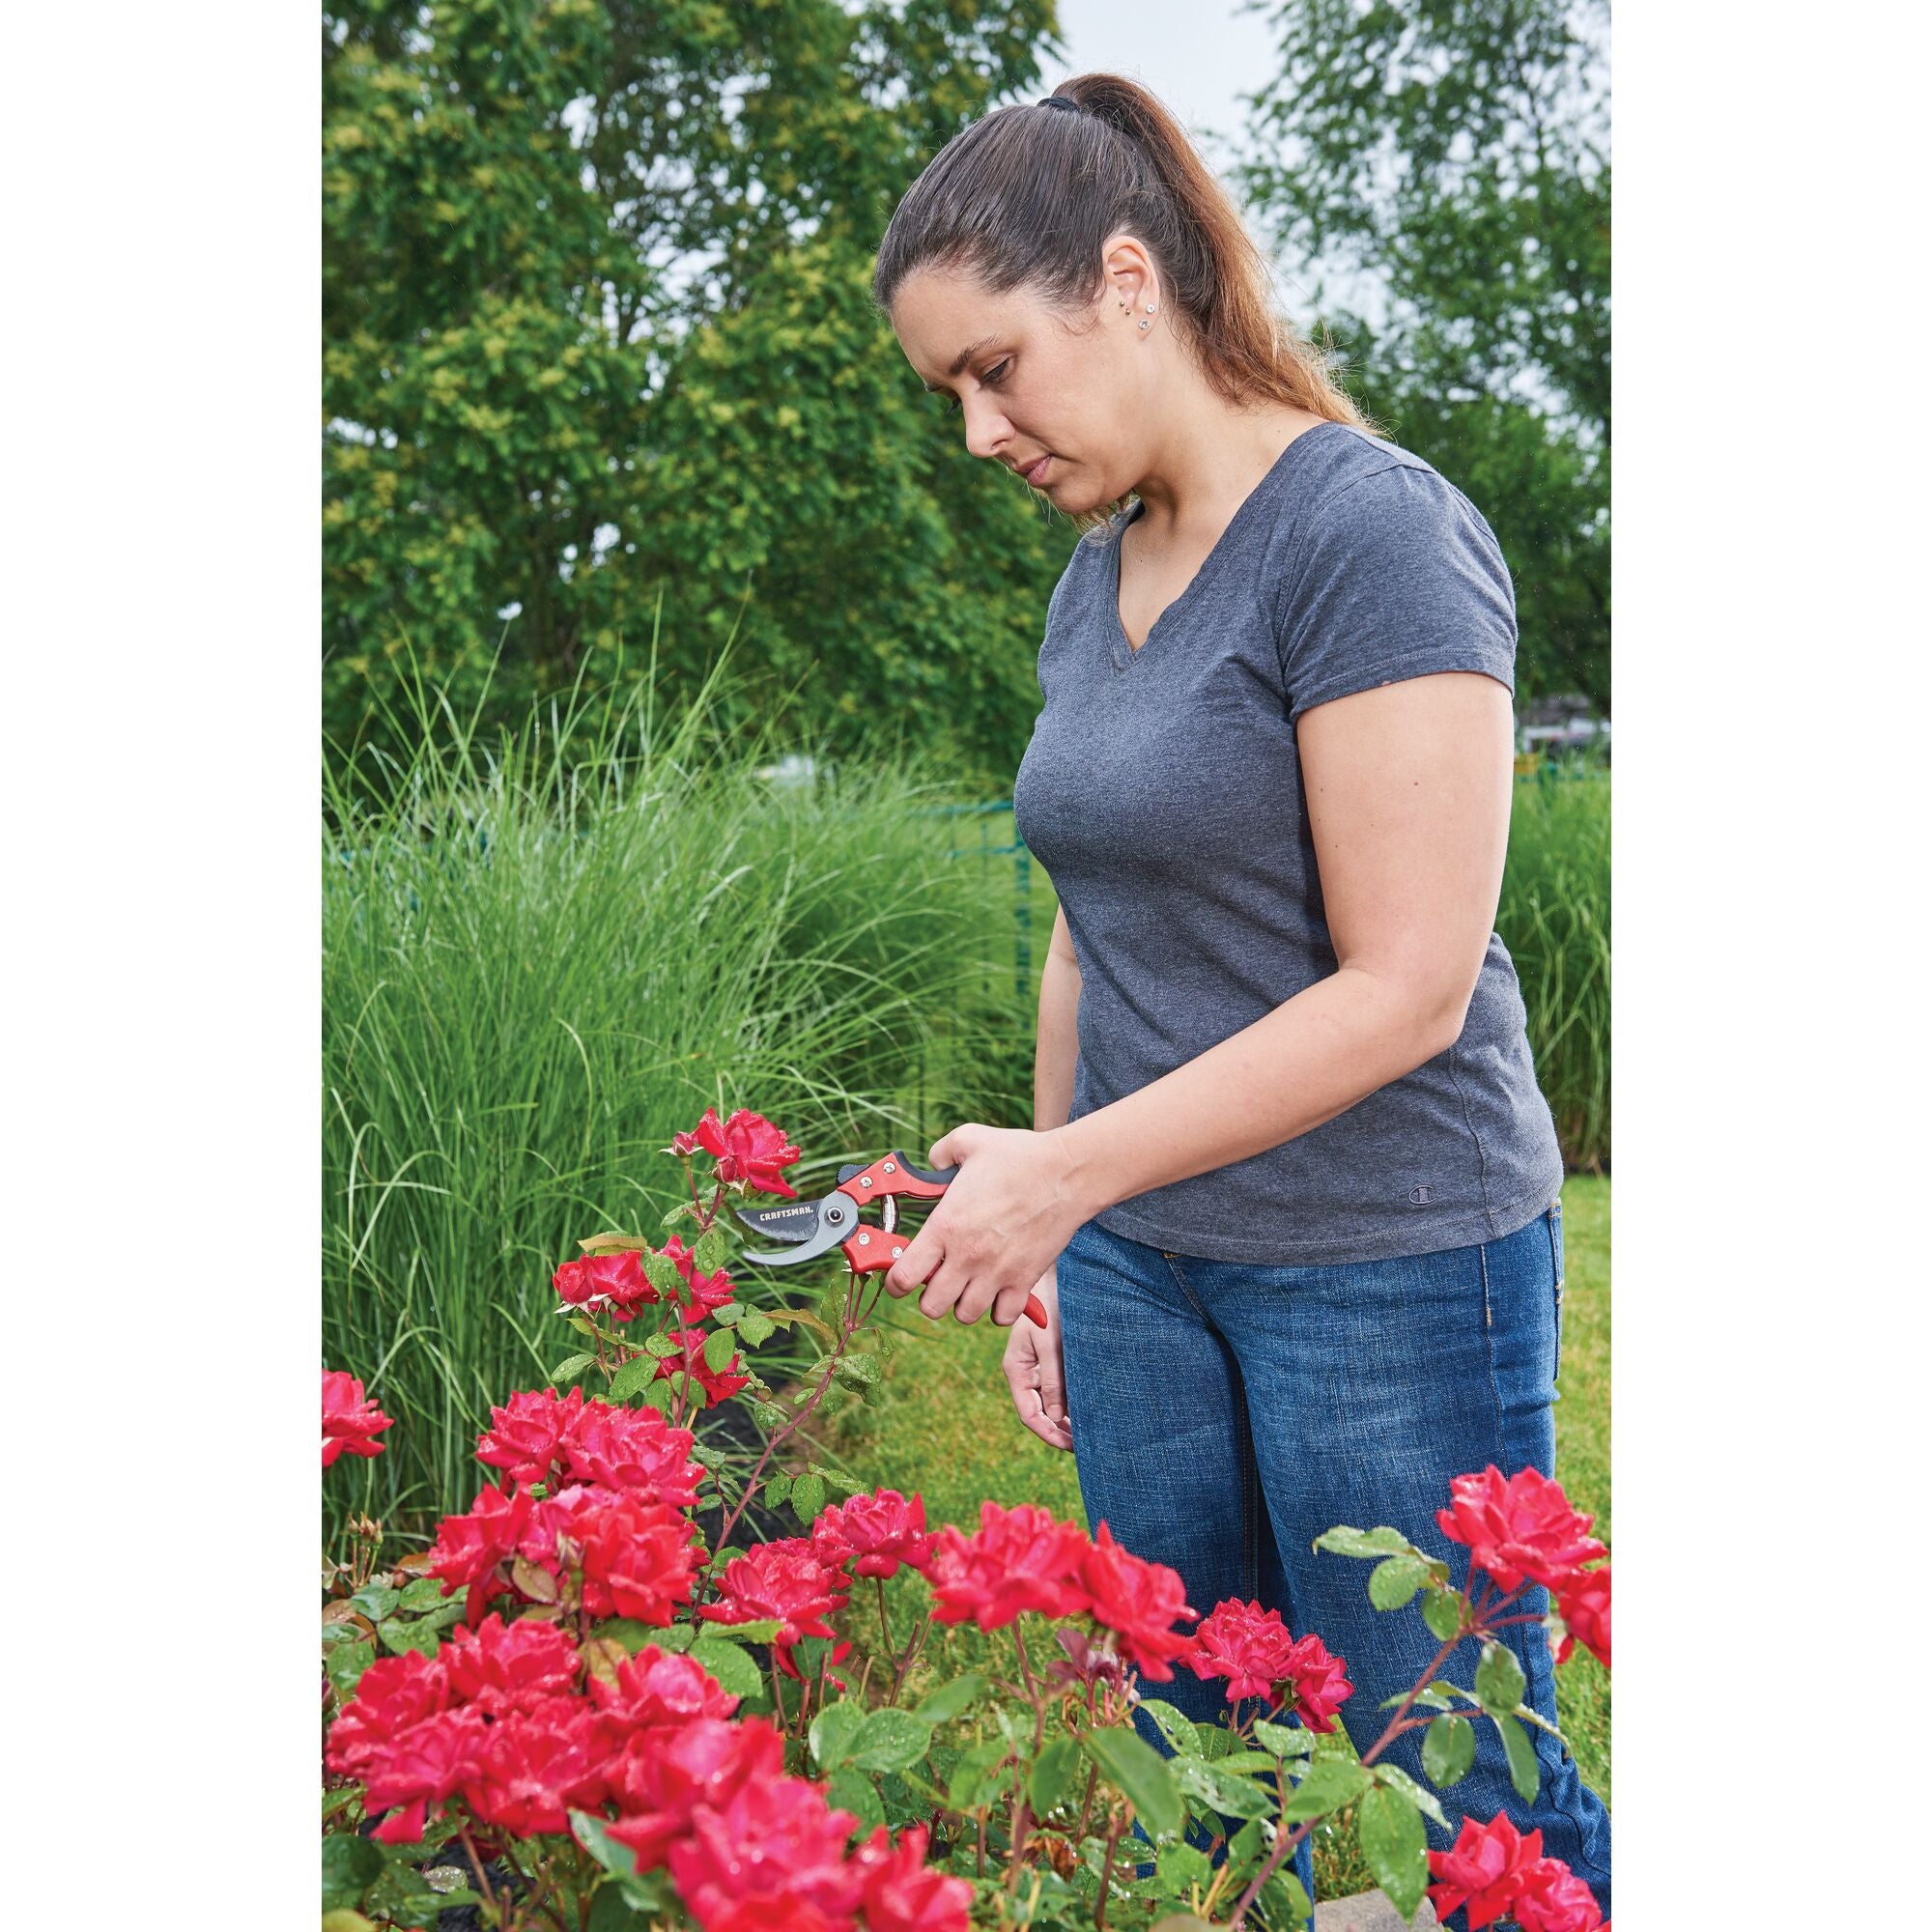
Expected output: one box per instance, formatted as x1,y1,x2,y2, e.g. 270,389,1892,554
871,72,1382,536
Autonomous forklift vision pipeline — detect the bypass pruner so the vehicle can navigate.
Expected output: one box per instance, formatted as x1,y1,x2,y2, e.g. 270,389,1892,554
733,1151,1047,1327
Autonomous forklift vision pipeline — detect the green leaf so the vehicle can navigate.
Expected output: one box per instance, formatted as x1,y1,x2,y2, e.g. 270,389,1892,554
700,1618,783,1644
1138,1698,1203,1757
1157,1842,1214,1890
913,1673,986,1724
549,1352,596,1383
1312,1525,1418,1560
850,1707,935,1774
608,1353,658,1400
736,1310,776,1347
595,1617,682,1655
348,1584,400,1622
702,1326,738,1372
693,1226,729,1272
1252,1719,1316,1757
1422,1714,1477,1789
1493,1713,1540,1803
1177,1758,1275,1820
828,1765,887,1828
791,1472,827,1522
712,1303,746,1325
1082,1725,1183,1838
688,1638,762,1701
1280,1755,1371,1823
834,1350,880,1384
1420,1585,1465,1642
1474,1641,1528,1717
810,1697,867,1770
643,1330,682,1358
762,1473,791,1507
1373,1763,1449,1829
643,1250,683,1296
321,1834,384,1911
1029,1735,1081,1815
1357,1784,1429,1920
569,1809,639,1878
396,1577,451,1613
947,1739,1008,1811
325,1639,376,1701
1368,1555,1431,1611
377,1618,443,1659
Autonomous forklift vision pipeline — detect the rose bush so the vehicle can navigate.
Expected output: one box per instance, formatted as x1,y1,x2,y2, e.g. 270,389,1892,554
322,1107,1609,1931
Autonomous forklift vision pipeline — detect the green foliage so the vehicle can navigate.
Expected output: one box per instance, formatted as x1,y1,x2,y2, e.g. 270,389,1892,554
1499,769,1611,1170
323,0,1070,792
320,673,1027,1543
1238,0,1610,708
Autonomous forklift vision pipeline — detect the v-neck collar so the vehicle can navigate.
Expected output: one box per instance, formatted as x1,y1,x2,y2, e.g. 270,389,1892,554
1105,419,1347,673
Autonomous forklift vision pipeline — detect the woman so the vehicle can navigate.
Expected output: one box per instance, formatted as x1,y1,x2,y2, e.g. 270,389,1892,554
872,74,1611,1917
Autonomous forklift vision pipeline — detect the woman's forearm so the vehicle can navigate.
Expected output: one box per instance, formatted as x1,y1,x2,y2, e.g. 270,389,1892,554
1048,966,1463,1222
1034,949,1082,1134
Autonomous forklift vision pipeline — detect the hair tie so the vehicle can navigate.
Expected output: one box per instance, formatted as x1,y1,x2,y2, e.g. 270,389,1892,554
1038,94,1081,114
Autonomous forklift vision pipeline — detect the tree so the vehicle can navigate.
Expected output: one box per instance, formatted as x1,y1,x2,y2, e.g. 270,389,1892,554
323,0,1068,787
1236,0,1610,708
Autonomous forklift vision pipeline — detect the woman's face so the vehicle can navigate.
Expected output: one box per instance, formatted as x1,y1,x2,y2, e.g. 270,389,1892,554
891,259,1151,516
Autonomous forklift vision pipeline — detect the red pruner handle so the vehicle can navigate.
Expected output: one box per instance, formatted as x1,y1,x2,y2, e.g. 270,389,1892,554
839,1153,956,1206
1024,1293,1047,1328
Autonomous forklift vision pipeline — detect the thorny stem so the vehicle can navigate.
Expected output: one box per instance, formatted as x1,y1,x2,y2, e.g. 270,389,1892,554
1005,1623,1049,1891
1094,1811,1124,1929
888,1609,932,1705
709,1278,881,1561
876,1575,894,1659
458,1823,499,1921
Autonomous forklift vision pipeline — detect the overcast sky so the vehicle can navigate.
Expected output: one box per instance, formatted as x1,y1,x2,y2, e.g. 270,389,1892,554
1036,0,1393,331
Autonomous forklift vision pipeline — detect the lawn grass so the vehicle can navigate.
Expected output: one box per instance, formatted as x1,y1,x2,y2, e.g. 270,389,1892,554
821,1175,1611,1902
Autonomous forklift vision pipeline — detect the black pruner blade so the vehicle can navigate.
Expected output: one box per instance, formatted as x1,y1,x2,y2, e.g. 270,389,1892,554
732,1187,866,1266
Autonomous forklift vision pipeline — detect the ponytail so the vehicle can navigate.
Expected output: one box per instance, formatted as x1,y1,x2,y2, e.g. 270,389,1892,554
872,72,1380,533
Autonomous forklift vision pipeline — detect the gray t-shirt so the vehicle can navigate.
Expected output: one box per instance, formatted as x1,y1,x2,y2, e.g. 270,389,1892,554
1012,417,1564,1265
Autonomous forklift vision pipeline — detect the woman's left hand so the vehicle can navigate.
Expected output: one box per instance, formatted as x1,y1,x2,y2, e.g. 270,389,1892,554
883,1122,1089,1326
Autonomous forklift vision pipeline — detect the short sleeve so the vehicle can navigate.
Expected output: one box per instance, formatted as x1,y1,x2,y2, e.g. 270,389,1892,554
1273,464,1518,724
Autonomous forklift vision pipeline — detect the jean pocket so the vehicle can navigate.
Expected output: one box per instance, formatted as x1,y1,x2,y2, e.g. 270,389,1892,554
1547,1199,1566,1382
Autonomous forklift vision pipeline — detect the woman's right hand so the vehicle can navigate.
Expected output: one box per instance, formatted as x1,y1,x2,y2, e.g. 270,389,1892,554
1001,1268,1072,1451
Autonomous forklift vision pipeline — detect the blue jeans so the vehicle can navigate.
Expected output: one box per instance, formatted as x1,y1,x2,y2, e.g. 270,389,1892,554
1055,1201,1611,1919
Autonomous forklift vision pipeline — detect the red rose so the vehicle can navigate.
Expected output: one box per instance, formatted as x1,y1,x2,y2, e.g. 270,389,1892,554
605,1715,783,1871
1280,1632,1354,1734
325,1649,451,1781
583,1249,656,1319
553,1258,598,1307
853,1824,974,1932
322,1369,393,1467
1515,1857,1609,1931
560,1401,705,1508
578,1492,701,1625
811,1488,938,1580
663,1235,739,1320
925,1502,1091,1632
463,1693,609,1836
666,1772,863,1928
1183,1599,1299,1704
1550,1564,1611,1670
675,1105,805,1199
700,1537,849,1669
360,1705,491,1845
441,1612,582,1717
518,1481,611,1573
652,1324,750,1405
1435,1465,1606,1596
1426,1811,1546,1930
476,1386,584,1489
1078,1521,1197,1681
429,1482,536,1626
590,1644,739,1740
